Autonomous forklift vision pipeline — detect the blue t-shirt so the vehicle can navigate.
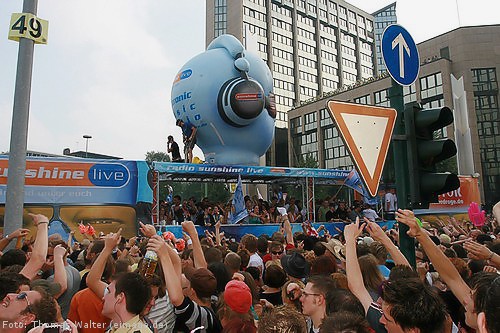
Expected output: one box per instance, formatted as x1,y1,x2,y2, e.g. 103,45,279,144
182,121,195,138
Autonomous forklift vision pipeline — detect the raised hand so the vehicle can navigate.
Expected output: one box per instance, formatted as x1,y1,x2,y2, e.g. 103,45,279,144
139,222,156,238
53,244,67,259
463,240,494,261
344,217,365,243
182,220,198,236
395,209,422,238
147,235,168,257
365,219,387,241
103,228,122,251
9,228,30,239
28,213,49,226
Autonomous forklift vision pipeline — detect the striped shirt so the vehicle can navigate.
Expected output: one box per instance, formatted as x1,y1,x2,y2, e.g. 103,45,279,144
174,297,222,333
148,293,176,333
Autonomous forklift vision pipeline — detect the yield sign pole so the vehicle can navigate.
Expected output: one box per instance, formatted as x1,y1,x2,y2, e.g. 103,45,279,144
326,101,397,198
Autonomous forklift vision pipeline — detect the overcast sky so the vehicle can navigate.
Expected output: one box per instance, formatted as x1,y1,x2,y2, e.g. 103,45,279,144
0,0,498,160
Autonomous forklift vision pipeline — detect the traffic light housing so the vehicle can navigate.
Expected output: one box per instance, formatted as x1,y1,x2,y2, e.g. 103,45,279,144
405,103,460,209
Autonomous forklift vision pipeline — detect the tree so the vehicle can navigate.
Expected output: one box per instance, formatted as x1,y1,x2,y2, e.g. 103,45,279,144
296,152,319,168
145,151,171,163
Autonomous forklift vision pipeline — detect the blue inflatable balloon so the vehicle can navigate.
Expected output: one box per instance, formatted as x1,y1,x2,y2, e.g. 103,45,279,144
171,34,276,165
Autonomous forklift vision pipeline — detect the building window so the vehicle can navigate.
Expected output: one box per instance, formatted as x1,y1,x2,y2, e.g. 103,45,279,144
320,108,333,127
472,68,500,205
353,94,371,105
403,82,417,104
291,114,318,166
214,0,227,37
420,72,443,101
304,112,317,132
374,89,389,107
290,117,302,135
323,125,353,170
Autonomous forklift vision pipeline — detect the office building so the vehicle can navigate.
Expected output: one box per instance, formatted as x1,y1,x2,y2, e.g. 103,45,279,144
288,24,500,207
372,2,397,74
206,0,379,165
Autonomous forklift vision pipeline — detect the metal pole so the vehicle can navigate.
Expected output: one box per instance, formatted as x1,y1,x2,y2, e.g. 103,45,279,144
85,140,88,157
4,0,38,236
389,80,416,267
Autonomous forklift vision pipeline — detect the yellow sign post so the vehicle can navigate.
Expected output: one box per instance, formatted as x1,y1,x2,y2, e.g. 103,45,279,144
8,13,48,44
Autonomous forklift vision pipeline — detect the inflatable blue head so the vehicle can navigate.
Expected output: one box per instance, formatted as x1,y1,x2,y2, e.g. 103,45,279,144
171,34,276,165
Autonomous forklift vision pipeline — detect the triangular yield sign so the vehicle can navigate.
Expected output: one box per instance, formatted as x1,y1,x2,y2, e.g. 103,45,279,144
326,101,397,197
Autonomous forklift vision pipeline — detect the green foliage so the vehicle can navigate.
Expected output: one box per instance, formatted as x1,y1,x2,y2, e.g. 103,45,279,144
296,152,319,168
145,151,170,163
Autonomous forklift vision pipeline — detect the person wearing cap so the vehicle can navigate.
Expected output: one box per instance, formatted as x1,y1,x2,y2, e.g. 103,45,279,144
219,280,256,331
176,119,197,164
147,235,222,333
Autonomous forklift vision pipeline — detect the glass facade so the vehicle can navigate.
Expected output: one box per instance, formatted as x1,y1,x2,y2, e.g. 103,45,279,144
290,114,318,165
238,0,376,129
373,3,396,74
472,68,500,205
214,0,227,37
321,108,354,169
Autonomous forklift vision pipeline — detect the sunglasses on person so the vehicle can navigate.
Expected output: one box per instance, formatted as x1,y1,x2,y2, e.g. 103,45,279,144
271,251,283,255
17,292,32,312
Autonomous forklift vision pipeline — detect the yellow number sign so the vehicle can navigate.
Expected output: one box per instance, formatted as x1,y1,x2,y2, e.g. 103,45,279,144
8,13,48,44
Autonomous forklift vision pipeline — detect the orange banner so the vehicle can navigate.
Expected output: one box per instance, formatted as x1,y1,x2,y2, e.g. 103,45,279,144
429,176,481,209
0,160,94,186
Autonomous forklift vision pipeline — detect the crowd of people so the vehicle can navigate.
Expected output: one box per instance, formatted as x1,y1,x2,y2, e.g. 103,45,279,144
159,194,390,227
0,200,499,333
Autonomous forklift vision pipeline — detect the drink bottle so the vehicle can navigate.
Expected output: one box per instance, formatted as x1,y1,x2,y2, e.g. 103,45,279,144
141,250,158,278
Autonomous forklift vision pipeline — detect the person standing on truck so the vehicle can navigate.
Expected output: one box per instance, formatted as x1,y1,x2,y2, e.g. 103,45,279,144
167,135,183,162
176,119,197,164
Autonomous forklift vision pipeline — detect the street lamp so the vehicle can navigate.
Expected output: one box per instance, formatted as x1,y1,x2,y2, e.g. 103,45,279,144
83,135,92,158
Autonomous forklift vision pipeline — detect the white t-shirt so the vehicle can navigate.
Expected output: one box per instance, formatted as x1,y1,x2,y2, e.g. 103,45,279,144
248,252,264,273
385,192,397,211
363,208,379,221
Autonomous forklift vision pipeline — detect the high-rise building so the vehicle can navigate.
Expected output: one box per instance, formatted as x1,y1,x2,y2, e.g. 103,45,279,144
287,25,500,208
372,2,397,74
206,0,379,165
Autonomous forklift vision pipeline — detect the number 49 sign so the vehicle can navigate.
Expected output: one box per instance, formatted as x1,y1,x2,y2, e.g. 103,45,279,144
8,13,48,44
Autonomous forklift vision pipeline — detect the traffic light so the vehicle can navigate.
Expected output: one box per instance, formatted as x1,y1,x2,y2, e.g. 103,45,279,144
405,103,460,208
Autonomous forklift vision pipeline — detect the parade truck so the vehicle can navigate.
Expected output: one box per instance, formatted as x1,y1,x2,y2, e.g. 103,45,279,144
0,156,394,241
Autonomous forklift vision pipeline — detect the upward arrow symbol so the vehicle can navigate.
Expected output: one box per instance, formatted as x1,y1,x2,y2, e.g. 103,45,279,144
392,33,410,78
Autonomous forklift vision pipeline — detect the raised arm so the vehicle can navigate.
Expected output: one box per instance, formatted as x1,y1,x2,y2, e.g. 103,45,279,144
52,244,68,298
215,221,222,247
0,228,30,252
87,228,122,299
182,221,207,268
463,240,500,269
148,235,184,306
345,217,373,313
282,215,294,247
396,209,472,308
20,214,48,280
365,219,410,267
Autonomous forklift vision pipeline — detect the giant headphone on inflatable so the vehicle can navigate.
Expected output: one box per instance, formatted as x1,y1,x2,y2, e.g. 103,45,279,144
213,38,276,127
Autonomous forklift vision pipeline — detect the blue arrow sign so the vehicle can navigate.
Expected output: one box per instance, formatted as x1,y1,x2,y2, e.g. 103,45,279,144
381,24,420,86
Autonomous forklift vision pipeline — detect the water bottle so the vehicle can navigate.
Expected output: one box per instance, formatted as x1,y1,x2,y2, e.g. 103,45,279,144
141,250,158,278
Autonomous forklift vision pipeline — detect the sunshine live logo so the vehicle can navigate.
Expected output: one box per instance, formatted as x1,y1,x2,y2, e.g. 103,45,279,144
0,161,130,187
